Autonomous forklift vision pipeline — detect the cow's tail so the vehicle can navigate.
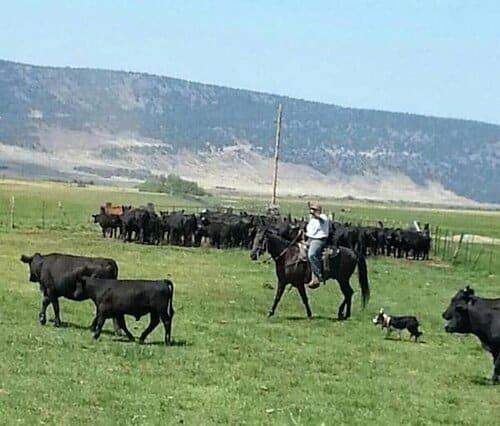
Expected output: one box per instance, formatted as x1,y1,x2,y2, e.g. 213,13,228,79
356,252,370,308
165,279,174,319
164,279,174,344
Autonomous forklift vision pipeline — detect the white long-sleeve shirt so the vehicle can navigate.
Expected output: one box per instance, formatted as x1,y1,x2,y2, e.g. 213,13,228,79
306,213,330,239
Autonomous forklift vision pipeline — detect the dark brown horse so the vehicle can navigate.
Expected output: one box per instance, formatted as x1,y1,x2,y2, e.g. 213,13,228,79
250,228,370,320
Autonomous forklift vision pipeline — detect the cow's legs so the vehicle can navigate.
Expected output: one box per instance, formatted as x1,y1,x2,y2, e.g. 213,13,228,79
116,315,134,341
296,284,312,318
160,312,173,345
139,312,160,343
93,312,106,340
268,281,286,317
51,298,61,327
39,294,50,325
89,315,97,332
492,353,500,385
89,313,122,336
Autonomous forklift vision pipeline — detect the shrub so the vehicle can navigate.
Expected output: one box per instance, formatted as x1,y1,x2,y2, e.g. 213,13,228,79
138,174,208,196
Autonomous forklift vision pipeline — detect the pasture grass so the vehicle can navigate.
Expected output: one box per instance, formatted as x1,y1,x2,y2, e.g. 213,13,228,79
0,230,499,425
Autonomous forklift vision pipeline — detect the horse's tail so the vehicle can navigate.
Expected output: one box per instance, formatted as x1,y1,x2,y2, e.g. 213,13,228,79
356,252,370,308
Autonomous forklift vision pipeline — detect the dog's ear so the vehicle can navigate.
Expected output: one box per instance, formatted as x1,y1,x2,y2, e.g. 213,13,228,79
20,254,33,264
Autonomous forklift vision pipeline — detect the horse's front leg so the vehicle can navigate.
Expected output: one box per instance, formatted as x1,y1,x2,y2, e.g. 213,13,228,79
268,281,286,317
296,284,312,318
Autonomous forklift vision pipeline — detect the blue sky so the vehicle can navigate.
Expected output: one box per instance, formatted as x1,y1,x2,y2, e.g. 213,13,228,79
1,1,499,124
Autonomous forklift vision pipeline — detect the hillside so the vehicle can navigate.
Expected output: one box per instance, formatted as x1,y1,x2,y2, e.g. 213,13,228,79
0,59,499,204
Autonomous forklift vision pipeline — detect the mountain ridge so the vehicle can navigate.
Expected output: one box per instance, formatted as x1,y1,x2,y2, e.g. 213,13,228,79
0,59,499,203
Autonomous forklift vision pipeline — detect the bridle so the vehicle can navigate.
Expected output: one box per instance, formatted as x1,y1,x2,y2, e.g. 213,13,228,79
259,229,303,264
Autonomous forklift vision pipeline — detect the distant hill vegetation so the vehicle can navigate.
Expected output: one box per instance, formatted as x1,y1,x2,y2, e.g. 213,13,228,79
0,59,499,203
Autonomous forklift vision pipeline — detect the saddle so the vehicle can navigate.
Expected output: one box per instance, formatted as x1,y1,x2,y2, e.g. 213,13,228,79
322,246,340,275
296,241,340,275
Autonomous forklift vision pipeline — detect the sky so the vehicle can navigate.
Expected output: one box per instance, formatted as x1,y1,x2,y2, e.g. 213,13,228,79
1,0,499,124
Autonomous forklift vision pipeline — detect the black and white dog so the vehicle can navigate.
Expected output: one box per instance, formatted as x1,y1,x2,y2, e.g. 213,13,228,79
372,308,423,341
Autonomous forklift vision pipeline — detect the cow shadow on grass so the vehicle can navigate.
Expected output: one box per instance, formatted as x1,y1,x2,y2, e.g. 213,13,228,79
470,376,492,386
55,320,117,337
382,336,427,344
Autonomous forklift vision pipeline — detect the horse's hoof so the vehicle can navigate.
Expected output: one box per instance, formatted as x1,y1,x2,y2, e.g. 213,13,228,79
39,316,46,325
54,320,61,328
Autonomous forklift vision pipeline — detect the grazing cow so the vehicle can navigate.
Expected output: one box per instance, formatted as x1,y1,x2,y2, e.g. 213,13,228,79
372,308,422,341
20,253,122,334
444,299,500,384
73,269,174,345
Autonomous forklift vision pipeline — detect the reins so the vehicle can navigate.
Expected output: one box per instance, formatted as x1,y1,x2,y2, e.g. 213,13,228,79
261,231,303,264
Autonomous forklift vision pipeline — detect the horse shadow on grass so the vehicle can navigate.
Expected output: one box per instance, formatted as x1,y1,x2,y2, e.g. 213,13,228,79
140,339,191,347
282,315,339,322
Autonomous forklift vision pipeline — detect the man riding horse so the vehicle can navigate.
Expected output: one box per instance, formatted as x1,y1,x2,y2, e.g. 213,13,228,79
305,203,330,289
249,203,369,319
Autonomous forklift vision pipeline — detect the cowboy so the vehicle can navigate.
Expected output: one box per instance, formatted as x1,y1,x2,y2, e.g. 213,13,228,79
306,203,330,289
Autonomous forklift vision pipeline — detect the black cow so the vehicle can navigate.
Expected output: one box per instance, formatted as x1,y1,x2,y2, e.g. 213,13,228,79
92,213,121,238
20,253,122,334
442,286,500,320
73,269,174,345
121,208,150,243
444,299,500,384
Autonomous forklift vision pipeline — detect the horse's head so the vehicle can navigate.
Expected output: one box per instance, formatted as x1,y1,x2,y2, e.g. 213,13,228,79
250,227,268,261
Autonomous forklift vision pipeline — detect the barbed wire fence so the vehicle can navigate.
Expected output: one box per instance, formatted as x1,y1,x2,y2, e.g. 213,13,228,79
1,197,496,273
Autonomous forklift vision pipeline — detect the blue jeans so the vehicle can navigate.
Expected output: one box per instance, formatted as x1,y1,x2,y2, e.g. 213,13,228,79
308,238,327,281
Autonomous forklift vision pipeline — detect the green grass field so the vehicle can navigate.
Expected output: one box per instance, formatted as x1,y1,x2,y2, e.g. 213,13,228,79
1,180,500,425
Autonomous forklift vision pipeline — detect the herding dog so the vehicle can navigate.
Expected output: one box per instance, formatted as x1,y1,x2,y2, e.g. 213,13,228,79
372,308,422,341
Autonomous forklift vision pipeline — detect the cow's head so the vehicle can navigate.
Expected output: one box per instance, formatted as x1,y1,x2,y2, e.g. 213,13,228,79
20,253,44,282
442,286,475,320
444,302,473,334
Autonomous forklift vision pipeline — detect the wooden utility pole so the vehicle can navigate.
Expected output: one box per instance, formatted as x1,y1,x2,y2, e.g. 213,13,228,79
271,103,282,206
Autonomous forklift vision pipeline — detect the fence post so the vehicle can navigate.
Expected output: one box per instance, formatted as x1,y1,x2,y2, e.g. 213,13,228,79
434,226,440,258
468,235,475,265
443,230,448,260
452,234,464,264
464,237,470,268
488,238,494,275
9,196,15,230
42,201,46,230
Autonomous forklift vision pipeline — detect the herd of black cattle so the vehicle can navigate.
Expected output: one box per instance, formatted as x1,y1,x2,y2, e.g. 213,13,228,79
16,205,500,384
93,205,432,260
